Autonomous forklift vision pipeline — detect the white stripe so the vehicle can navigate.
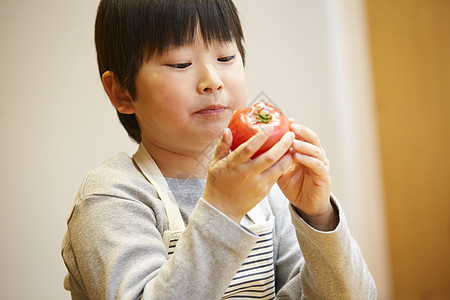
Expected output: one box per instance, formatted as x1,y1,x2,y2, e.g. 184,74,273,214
222,226,275,299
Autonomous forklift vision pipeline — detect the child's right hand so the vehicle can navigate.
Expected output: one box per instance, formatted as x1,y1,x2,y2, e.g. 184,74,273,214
203,127,294,223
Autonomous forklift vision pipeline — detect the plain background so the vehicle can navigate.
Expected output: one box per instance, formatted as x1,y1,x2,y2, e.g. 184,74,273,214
366,1,450,298
0,0,390,299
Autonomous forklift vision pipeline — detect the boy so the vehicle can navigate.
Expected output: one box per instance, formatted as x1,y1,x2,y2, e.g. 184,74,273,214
61,0,377,299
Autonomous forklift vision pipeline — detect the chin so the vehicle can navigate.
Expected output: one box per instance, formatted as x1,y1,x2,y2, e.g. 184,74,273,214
200,122,227,142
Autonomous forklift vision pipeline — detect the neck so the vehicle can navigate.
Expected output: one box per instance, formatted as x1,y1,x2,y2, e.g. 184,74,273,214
141,139,215,179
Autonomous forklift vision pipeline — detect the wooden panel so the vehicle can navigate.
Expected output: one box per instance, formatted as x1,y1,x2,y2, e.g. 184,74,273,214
365,0,450,299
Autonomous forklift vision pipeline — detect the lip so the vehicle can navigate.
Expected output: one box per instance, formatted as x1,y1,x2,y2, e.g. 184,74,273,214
194,105,227,116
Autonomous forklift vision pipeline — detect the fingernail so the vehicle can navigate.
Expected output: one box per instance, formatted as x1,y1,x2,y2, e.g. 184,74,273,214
222,128,227,138
286,131,295,142
222,128,231,141
291,123,301,131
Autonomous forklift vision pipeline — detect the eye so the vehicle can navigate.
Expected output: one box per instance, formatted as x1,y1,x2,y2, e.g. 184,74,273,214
168,62,192,69
217,55,236,63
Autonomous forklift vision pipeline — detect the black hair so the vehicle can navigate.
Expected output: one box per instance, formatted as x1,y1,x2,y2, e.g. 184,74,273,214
95,0,246,143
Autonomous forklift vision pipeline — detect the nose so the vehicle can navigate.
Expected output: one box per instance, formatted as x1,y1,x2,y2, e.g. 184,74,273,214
197,64,223,94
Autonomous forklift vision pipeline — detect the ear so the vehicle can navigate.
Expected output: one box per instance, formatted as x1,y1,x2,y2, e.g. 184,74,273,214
101,71,135,114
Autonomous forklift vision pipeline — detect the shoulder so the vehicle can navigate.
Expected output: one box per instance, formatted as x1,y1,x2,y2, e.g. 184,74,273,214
74,152,159,208
66,151,168,231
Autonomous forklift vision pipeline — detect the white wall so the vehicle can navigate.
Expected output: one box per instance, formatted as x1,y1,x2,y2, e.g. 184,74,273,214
0,0,390,299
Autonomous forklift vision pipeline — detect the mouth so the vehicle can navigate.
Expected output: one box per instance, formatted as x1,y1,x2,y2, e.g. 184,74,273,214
194,105,228,116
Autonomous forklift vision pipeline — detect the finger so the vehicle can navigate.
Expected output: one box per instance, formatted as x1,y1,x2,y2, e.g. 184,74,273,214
212,128,232,163
294,153,329,177
261,152,293,182
229,125,274,164
252,131,295,173
292,140,329,166
290,123,322,149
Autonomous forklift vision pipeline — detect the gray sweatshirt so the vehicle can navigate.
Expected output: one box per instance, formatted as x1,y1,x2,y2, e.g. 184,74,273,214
61,152,377,299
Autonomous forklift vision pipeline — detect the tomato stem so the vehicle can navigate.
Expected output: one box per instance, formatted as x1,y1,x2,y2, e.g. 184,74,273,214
256,109,272,123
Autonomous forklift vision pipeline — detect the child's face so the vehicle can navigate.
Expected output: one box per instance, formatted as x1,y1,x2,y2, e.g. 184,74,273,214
132,35,247,155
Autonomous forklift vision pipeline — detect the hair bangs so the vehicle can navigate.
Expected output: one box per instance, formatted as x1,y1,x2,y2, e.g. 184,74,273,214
142,0,245,61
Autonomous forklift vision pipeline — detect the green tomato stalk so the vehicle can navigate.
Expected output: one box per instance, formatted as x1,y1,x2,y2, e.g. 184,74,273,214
256,109,272,123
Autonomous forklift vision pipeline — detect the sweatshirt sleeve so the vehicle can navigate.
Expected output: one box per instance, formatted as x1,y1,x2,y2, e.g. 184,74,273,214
64,195,258,300
274,196,377,300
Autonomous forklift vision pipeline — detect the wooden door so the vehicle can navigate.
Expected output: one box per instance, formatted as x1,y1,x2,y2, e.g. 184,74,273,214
365,0,450,299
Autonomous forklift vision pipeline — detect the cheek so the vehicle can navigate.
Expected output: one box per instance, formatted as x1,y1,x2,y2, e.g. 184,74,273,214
227,69,247,109
148,97,187,129
134,87,182,131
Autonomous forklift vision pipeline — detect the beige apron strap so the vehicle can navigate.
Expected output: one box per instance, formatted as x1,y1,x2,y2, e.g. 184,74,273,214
246,203,267,225
133,144,186,232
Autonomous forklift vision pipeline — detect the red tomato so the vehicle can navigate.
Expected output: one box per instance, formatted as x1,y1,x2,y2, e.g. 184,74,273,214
228,101,290,159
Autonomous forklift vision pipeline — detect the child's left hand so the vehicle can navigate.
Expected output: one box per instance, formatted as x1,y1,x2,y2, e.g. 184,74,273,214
277,122,337,231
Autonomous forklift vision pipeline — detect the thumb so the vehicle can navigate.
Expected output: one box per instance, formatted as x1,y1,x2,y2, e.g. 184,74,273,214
213,128,232,162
